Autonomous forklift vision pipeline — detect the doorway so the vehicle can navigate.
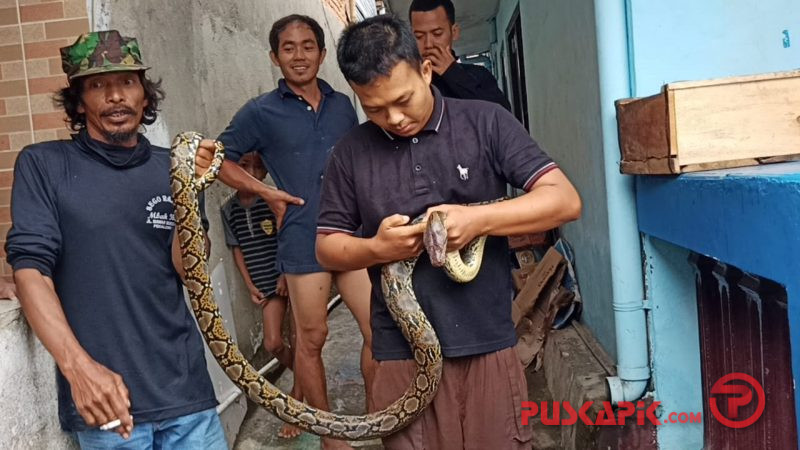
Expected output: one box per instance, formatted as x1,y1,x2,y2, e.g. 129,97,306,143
506,5,529,131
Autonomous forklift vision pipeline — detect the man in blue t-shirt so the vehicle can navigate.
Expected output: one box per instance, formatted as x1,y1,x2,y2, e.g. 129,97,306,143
6,31,225,449
202,15,375,450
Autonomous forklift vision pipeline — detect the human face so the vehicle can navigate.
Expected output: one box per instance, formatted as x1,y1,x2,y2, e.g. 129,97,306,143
239,153,267,180
269,22,326,89
350,60,434,138
410,6,460,57
79,71,147,147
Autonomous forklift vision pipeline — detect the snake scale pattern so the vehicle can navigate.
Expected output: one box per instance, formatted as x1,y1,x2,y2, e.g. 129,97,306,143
169,131,488,440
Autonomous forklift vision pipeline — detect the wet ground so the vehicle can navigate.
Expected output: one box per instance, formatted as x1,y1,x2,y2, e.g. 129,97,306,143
233,303,560,449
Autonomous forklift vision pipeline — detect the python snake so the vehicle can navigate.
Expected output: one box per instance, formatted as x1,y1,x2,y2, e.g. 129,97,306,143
169,131,488,440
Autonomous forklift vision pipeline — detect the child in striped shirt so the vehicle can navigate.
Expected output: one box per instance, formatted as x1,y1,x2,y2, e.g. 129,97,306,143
221,152,302,439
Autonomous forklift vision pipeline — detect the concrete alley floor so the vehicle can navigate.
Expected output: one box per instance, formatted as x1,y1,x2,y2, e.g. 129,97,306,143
233,303,560,449
233,304,382,450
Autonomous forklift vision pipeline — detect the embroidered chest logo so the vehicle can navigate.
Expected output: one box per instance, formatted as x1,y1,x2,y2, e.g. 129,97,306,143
145,195,175,230
457,164,469,181
261,219,275,236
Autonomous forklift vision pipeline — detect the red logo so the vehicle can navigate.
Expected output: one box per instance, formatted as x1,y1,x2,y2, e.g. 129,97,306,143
709,373,765,428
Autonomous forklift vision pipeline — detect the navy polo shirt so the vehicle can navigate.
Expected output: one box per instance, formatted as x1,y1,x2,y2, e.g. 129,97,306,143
218,79,358,273
318,88,558,360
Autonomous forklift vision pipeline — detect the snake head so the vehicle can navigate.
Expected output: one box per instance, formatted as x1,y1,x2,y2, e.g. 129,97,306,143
424,211,448,267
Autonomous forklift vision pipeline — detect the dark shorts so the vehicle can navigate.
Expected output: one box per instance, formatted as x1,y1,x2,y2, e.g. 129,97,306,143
262,292,287,305
368,347,533,449
274,199,329,274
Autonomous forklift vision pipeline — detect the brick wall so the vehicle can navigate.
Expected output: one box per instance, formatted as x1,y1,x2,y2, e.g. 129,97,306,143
0,0,88,280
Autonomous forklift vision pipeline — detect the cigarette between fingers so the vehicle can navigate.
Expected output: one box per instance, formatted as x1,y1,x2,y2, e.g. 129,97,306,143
99,419,120,431
100,416,132,431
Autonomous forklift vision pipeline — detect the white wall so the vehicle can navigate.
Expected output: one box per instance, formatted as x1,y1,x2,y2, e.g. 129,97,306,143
0,302,78,449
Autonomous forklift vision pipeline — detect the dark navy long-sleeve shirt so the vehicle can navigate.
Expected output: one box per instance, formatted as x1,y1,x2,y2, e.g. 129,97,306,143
5,130,217,431
433,62,512,111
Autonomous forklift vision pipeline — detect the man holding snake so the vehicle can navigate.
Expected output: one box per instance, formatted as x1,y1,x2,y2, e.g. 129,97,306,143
5,31,237,448
314,16,582,449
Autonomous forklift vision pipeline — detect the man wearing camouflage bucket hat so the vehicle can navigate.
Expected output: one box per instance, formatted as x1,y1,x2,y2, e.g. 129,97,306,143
6,30,228,448
61,29,150,79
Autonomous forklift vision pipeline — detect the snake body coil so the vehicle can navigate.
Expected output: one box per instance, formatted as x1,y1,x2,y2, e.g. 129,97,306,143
169,132,434,439
170,132,489,440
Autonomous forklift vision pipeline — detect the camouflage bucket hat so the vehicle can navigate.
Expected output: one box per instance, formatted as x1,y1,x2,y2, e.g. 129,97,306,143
60,30,149,80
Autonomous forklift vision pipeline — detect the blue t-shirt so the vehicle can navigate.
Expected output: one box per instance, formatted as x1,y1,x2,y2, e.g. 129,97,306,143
217,79,358,273
5,130,217,431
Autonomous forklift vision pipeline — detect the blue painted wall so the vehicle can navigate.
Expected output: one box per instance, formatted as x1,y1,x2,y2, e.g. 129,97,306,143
628,0,800,96
643,236,704,449
628,2,800,447
638,163,800,443
493,0,619,358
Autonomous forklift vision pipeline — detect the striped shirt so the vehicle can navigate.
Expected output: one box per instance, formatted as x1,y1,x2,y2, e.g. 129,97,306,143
221,196,280,297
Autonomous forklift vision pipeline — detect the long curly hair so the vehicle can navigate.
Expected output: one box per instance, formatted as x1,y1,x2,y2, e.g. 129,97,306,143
53,72,165,131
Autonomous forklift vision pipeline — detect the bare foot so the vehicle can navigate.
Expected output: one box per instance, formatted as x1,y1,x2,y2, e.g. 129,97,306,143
277,422,302,439
321,437,353,449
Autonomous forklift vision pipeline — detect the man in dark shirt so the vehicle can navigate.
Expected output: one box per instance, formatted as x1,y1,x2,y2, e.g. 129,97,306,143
6,31,226,448
409,0,512,110
316,16,581,449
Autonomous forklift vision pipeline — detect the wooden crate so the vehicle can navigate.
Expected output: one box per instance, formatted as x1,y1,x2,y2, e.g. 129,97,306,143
616,70,800,174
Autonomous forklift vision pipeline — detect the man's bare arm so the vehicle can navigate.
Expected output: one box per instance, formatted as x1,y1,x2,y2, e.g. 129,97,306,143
15,269,133,438
316,214,427,271
232,246,265,305
194,140,304,228
426,169,582,250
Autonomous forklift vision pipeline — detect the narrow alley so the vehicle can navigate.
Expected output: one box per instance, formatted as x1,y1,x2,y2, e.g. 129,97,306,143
233,303,382,450
232,302,561,450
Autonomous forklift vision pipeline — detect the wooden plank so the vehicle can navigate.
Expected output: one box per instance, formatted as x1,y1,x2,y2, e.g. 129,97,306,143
671,75,800,165
620,157,673,175
615,92,669,170
666,69,800,91
617,69,800,174
678,158,760,173
677,154,800,173
667,88,679,158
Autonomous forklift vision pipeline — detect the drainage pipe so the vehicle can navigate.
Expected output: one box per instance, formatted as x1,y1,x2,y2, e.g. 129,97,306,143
593,0,651,404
